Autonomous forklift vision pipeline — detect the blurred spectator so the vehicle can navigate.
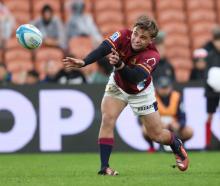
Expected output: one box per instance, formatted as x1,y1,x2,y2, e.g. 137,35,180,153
155,77,193,142
31,4,66,49
43,59,63,83
203,26,220,53
204,32,220,149
152,31,175,83
0,1,15,48
139,76,193,152
89,57,113,83
190,48,208,81
43,59,86,84
80,63,98,83
66,0,103,46
26,70,39,84
11,70,27,85
0,63,11,85
58,69,87,84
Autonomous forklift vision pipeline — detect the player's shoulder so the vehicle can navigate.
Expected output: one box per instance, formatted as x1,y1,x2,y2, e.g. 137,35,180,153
120,29,132,36
115,29,131,36
110,29,131,40
142,43,160,60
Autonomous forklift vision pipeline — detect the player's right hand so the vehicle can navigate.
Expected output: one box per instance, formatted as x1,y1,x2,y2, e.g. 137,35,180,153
109,48,120,65
62,57,85,72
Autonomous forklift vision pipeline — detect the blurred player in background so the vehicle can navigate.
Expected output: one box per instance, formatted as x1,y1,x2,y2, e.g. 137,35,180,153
204,30,220,149
63,15,189,175
203,26,220,53
140,76,193,152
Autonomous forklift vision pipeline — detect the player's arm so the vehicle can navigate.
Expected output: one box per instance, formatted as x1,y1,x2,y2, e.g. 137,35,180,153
63,40,113,71
116,63,149,84
83,40,113,66
63,30,124,71
109,48,149,84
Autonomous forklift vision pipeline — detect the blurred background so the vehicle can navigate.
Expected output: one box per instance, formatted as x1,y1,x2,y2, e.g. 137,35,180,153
0,0,220,153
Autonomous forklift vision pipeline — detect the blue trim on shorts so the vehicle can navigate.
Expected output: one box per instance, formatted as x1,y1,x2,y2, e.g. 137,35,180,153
153,101,158,111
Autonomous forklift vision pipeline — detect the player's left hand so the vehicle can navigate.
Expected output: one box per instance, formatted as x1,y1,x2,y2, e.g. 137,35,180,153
62,57,85,72
109,48,120,65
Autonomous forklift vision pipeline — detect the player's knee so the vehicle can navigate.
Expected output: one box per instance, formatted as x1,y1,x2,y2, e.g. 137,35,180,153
101,113,116,128
188,127,193,138
180,126,193,141
185,127,193,140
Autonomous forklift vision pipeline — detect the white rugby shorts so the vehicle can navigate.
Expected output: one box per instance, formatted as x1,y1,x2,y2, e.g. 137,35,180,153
104,73,158,116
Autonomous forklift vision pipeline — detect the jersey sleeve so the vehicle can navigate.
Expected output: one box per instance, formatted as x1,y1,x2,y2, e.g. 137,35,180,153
136,51,160,75
106,29,127,50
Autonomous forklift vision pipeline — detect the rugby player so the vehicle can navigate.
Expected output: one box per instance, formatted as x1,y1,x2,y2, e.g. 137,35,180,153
63,15,189,175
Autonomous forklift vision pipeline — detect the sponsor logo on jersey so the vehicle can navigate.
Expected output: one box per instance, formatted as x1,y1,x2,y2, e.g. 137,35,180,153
110,32,120,42
145,58,156,66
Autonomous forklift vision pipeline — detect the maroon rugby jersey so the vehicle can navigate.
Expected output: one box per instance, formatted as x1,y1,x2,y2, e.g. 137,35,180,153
106,29,160,94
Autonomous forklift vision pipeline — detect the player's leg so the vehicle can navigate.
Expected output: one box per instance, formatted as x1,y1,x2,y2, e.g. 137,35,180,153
98,95,127,175
128,82,188,171
99,96,126,138
205,113,213,149
140,112,172,144
139,117,155,152
205,96,219,149
140,112,189,171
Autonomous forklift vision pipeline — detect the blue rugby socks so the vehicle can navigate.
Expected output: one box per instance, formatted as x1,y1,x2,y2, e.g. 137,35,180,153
98,138,114,169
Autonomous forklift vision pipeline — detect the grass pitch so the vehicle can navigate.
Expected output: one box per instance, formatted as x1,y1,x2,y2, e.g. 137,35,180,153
0,152,220,186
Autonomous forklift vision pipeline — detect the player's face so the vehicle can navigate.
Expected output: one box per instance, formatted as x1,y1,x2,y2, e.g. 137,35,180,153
131,27,151,51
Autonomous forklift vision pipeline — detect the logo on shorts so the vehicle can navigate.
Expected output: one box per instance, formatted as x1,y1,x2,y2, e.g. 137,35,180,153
137,104,154,112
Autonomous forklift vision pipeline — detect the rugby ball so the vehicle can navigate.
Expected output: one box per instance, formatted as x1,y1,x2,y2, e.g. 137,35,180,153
16,24,43,49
